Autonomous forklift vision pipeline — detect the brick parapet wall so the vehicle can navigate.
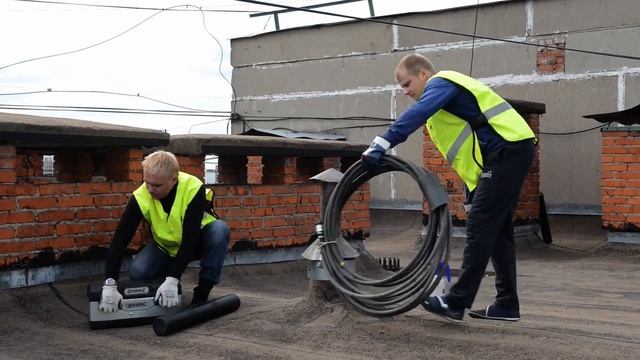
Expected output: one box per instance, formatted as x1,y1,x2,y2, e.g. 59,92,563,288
0,146,370,271
422,113,541,225
601,130,640,232
0,145,146,269
212,183,370,249
211,153,371,250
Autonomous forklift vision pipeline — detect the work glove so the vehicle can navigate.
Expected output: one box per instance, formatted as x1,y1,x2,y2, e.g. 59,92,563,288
154,276,180,308
98,278,123,312
361,136,391,171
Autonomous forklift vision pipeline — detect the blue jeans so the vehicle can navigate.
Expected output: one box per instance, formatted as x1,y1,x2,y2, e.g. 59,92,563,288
129,220,229,286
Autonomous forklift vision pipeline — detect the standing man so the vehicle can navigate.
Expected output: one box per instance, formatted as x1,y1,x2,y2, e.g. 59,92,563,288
99,150,229,311
362,54,536,323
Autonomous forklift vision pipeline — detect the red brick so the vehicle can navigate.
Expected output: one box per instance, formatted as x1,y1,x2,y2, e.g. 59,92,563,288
263,218,287,228
16,224,56,238
18,196,57,209
0,227,15,240
0,199,16,211
94,220,119,232
0,211,35,224
39,236,76,249
38,209,75,222
76,208,111,220
58,195,94,208
250,228,273,239
56,222,94,235
111,182,138,193
77,183,111,194
0,240,39,254
94,194,127,206
38,183,78,195
0,158,16,169
75,234,110,247
0,170,16,183
273,227,294,237
14,184,37,196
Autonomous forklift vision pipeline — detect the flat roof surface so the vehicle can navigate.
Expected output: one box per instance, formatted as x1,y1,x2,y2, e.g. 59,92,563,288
2,214,639,359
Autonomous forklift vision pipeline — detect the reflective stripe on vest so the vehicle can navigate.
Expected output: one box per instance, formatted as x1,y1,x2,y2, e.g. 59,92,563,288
133,171,215,257
483,101,513,120
446,123,472,163
425,71,535,190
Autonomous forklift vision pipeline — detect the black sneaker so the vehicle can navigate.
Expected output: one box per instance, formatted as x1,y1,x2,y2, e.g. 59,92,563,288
189,284,212,307
468,304,520,322
422,296,465,323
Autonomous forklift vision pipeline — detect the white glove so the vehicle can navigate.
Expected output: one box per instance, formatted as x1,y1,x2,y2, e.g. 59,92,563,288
154,276,180,308
98,278,123,312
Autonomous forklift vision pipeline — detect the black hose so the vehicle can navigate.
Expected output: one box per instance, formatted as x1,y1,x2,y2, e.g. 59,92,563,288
320,155,452,317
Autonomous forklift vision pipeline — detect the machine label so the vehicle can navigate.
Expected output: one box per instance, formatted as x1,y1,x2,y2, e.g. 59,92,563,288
122,298,154,311
124,286,150,296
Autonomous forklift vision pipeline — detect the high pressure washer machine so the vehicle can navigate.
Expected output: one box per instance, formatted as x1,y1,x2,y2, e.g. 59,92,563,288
87,280,241,335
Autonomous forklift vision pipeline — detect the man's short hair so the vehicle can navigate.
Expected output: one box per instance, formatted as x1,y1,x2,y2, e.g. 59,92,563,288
396,54,436,76
142,150,179,179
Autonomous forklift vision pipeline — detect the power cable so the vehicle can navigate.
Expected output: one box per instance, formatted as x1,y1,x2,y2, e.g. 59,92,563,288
0,4,188,72
320,155,451,317
48,283,88,317
0,103,231,117
0,89,226,113
13,0,260,12
234,0,640,61
539,123,610,136
468,0,480,76
197,7,238,114
242,115,393,121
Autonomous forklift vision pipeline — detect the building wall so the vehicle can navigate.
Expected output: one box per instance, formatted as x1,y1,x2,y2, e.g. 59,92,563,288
230,0,640,214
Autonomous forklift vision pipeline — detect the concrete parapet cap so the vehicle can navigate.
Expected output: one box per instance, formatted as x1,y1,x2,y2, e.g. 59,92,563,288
601,125,640,132
505,98,546,115
168,134,368,157
0,112,169,148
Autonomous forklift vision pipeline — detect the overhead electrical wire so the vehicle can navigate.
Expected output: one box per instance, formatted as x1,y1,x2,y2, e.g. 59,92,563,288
0,103,231,117
12,0,260,12
233,0,640,62
0,89,224,113
468,0,480,76
2,0,624,137
0,5,181,72
2,2,239,131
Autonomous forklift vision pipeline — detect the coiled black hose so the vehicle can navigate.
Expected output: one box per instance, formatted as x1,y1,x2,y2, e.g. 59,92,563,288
320,155,452,317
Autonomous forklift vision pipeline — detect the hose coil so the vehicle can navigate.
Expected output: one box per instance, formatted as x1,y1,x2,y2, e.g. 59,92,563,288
320,155,452,317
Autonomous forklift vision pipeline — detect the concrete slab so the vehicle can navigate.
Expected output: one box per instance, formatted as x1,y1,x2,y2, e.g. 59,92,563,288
0,112,169,148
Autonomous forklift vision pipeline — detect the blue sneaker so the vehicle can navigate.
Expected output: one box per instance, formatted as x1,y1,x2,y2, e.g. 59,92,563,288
468,304,520,322
422,296,465,323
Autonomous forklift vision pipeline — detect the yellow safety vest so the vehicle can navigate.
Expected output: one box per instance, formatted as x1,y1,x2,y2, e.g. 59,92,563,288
425,71,536,191
133,171,215,257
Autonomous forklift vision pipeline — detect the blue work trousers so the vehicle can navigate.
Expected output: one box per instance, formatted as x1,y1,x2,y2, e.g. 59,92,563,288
129,220,229,286
446,139,535,311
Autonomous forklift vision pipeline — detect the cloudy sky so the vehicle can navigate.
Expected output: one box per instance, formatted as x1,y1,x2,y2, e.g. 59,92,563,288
0,0,506,134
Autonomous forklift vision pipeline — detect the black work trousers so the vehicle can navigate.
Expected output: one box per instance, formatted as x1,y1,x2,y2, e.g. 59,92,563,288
446,139,535,311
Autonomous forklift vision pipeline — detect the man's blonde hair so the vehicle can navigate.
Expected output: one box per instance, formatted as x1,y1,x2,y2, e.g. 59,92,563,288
396,54,436,77
141,150,179,179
